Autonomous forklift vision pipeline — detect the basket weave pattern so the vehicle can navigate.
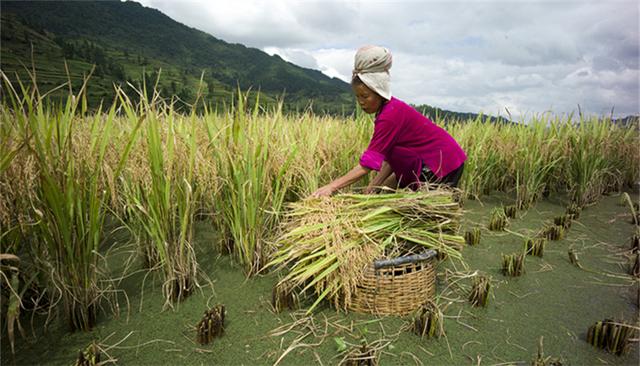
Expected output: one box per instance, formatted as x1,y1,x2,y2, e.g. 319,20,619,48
349,258,436,316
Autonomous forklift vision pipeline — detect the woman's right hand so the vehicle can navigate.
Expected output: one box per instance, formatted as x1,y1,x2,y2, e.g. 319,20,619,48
311,184,336,198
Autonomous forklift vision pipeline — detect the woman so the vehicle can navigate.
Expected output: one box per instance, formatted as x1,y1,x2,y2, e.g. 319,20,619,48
312,45,466,197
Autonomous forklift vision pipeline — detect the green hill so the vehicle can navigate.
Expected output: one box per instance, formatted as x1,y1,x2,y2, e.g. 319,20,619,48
1,0,354,113
1,0,509,120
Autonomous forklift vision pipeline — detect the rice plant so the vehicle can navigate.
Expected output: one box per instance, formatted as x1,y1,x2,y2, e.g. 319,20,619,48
501,253,525,276
120,88,199,304
468,274,492,307
488,207,508,231
21,77,137,330
212,90,295,275
586,319,637,356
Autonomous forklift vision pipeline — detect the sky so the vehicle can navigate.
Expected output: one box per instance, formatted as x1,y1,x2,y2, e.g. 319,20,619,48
137,0,639,120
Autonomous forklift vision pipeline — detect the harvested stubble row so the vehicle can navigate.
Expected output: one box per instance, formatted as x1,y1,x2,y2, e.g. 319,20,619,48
268,189,464,312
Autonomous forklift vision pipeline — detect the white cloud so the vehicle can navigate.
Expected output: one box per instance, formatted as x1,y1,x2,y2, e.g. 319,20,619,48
138,0,639,119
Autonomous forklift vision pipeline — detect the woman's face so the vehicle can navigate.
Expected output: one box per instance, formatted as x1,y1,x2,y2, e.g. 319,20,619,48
352,83,384,114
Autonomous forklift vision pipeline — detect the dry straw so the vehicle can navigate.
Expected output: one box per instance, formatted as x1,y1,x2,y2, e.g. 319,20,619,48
268,189,464,312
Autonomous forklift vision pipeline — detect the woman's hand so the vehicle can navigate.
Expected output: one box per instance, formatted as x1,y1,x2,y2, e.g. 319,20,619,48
311,184,336,198
310,165,370,198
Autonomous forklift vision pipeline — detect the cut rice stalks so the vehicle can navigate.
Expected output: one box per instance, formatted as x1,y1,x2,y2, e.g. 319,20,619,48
464,228,481,246
586,319,638,356
488,208,508,231
566,203,581,219
503,205,518,219
532,336,564,366
541,224,564,241
412,300,444,339
196,304,225,345
568,248,582,268
268,189,464,312
631,228,639,253
75,341,101,366
553,214,572,229
468,274,492,307
526,238,546,257
630,253,639,278
501,253,525,276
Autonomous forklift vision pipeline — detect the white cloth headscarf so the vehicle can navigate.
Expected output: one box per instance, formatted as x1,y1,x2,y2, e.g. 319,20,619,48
352,45,393,100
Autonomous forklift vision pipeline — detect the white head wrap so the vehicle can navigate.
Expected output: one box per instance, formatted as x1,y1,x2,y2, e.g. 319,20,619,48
352,45,392,100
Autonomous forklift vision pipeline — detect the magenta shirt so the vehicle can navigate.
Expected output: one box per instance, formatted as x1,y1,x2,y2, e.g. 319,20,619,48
359,97,467,188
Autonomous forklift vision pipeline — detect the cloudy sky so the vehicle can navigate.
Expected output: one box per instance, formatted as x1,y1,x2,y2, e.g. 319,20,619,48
138,0,639,120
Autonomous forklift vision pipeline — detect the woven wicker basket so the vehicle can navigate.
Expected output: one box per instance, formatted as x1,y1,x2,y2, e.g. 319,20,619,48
349,249,437,316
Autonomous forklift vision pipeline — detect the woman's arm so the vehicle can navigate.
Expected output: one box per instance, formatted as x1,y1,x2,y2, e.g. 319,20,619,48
364,160,393,194
311,164,371,197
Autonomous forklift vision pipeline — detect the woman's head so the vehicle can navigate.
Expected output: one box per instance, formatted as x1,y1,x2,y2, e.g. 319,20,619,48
352,45,392,102
352,75,384,114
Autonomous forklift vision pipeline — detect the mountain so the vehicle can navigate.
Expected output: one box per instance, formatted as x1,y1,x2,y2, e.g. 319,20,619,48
1,0,353,113
1,0,504,121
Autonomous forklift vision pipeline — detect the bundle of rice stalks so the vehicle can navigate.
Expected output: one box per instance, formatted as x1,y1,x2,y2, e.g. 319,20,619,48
541,224,564,241
464,228,481,246
526,238,546,257
196,305,225,345
75,341,101,366
272,280,299,312
586,319,637,356
553,214,572,229
566,203,581,219
488,208,508,231
503,205,518,219
468,274,491,307
412,300,444,339
268,189,464,312
501,253,525,276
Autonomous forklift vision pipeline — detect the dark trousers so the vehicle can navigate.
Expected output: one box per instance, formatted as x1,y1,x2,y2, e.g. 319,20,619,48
420,163,464,188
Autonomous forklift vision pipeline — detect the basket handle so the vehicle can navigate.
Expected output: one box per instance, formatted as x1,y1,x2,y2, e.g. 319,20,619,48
373,249,437,269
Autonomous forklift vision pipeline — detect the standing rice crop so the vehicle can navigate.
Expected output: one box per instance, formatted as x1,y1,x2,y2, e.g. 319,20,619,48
20,79,138,330
212,91,295,275
120,90,199,304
